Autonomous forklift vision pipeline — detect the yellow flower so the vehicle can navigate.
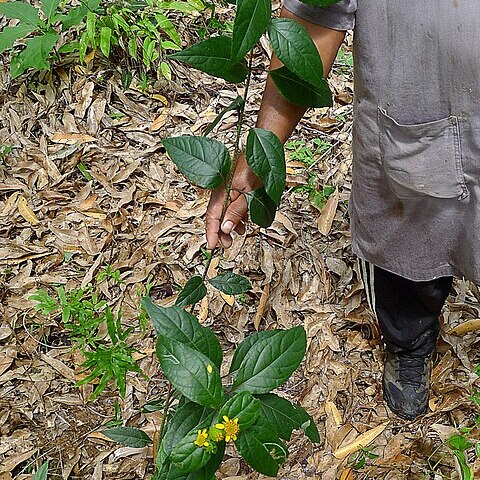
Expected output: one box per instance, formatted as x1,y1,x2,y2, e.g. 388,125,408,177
208,425,225,442
215,416,240,442
193,429,210,448
207,364,213,374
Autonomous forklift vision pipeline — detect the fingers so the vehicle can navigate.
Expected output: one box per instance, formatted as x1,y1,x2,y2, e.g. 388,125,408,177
205,188,248,249
206,187,226,250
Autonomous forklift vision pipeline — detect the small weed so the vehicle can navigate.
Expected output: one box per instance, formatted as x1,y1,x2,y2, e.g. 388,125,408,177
285,138,331,166
77,162,93,181
0,144,13,158
347,444,379,470
30,267,142,399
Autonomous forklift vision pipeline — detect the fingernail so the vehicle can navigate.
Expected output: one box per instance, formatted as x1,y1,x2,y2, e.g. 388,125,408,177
222,220,234,234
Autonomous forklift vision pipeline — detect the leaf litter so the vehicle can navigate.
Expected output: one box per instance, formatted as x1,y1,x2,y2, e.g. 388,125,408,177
0,12,479,480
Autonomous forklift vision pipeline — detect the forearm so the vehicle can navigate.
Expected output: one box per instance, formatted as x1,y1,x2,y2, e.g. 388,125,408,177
256,7,346,142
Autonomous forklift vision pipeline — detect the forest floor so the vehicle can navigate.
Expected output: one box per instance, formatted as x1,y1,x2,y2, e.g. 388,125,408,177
1,8,480,480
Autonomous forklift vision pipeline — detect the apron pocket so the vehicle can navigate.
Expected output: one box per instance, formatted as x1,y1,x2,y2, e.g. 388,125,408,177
378,107,469,200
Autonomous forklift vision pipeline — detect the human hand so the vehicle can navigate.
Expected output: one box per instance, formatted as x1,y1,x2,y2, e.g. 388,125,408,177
206,153,262,249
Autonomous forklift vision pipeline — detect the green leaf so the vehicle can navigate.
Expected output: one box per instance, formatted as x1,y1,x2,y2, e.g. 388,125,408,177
176,276,207,307
0,2,40,26
235,416,288,477
231,326,306,393
246,128,285,205
59,0,100,29
448,434,472,452
142,297,222,367
256,393,320,442
269,66,332,108
170,431,212,473
157,336,223,408
170,36,248,83
208,272,251,295
33,461,49,480
230,0,271,65
229,330,281,373
156,443,224,480
268,18,324,86
161,401,215,457
156,12,181,46
0,23,37,54
162,135,231,189
245,188,277,228
41,0,61,22
11,33,59,78
102,427,153,448
100,26,112,57
219,391,260,430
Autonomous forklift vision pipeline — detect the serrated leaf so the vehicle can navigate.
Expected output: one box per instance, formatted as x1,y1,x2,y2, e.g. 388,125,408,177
157,336,223,408
170,431,212,473
245,188,277,228
142,297,222,367
0,2,40,26
268,18,324,87
11,33,59,78
230,0,271,65
156,443,224,480
231,326,306,393
162,136,231,189
103,427,153,448
256,393,320,442
270,66,332,108
219,391,260,430
33,461,49,480
41,0,61,22
235,416,288,476
161,401,215,457
176,276,207,307
229,330,281,373
170,36,248,83
246,128,285,205
0,24,37,55
208,272,251,295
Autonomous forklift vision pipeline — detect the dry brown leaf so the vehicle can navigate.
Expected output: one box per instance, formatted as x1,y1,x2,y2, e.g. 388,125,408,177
325,400,343,426
333,422,388,459
447,319,480,336
317,188,339,235
220,292,235,306
0,449,36,473
16,196,40,225
51,133,97,144
253,283,270,330
150,111,169,131
339,468,355,480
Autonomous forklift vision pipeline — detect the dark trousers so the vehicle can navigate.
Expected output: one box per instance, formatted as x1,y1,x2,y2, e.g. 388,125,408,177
359,259,453,357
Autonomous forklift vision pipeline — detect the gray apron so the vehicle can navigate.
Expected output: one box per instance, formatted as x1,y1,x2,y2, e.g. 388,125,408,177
284,0,480,282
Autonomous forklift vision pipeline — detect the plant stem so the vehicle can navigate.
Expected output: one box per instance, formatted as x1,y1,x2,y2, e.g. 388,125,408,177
156,383,172,450
192,55,254,307
220,54,254,221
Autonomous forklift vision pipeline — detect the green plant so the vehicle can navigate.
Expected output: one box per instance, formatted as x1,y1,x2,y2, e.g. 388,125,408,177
103,298,319,478
79,0,205,84
0,144,13,158
447,434,475,480
32,461,49,480
115,0,341,476
347,444,379,470
0,0,100,78
30,271,141,399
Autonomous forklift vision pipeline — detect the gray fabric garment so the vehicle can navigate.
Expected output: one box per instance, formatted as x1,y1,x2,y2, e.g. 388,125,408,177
283,0,480,283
